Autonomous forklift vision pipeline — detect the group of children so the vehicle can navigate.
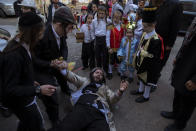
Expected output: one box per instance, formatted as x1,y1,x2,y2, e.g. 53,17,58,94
78,4,164,103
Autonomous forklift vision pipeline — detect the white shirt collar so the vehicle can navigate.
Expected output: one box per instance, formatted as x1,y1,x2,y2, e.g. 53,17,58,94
52,24,60,40
144,29,156,39
21,43,31,58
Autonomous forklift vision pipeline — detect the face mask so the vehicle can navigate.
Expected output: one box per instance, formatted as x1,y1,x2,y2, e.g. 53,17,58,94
0,38,8,52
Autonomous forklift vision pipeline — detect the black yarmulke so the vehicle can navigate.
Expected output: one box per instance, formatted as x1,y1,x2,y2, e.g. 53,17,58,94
142,6,157,23
19,12,42,27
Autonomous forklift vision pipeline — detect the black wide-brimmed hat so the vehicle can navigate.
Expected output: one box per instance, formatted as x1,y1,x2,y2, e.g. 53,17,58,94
19,12,42,27
142,6,157,23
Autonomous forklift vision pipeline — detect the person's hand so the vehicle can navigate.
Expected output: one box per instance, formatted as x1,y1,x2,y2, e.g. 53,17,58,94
40,85,57,96
58,61,68,70
108,48,113,54
50,59,64,69
165,46,172,51
118,80,129,95
34,81,40,86
185,80,196,91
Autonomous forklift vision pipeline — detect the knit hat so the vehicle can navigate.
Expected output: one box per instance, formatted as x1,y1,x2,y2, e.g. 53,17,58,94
142,6,157,23
54,6,76,25
19,12,42,27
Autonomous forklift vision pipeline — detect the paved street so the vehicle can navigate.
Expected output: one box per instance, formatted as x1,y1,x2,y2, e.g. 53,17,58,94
0,17,196,131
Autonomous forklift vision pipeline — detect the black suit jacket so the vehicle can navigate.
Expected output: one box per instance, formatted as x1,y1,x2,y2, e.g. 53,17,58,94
171,18,196,97
155,0,183,47
46,2,65,25
33,24,68,86
2,40,36,108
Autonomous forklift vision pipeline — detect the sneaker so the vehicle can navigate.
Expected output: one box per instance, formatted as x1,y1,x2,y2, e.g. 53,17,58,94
135,96,149,103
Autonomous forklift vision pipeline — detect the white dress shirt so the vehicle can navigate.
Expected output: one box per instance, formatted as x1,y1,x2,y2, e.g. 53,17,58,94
92,18,111,37
144,29,156,39
80,23,95,43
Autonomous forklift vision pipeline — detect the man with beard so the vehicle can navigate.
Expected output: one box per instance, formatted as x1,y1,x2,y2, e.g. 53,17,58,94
32,6,76,128
48,63,128,131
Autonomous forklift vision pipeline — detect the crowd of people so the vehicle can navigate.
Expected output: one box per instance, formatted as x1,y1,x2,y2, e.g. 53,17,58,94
0,0,196,131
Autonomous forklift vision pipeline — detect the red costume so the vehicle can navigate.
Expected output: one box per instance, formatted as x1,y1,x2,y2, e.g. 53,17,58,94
110,26,124,51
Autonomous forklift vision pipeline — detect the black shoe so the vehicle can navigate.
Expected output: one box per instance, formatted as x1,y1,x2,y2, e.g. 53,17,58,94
0,108,12,118
107,73,113,80
161,111,175,119
51,120,61,128
164,123,184,131
135,96,149,103
130,89,143,95
150,86,157,93
128,77,134,83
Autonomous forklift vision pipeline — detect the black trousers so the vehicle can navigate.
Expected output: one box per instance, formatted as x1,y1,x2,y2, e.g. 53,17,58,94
95,36,108,73
109,52,119,65
48,104,110,131
160,49,171,71
81,41,95,69
12,103,45,131
172,90,196,128
40,92,59,123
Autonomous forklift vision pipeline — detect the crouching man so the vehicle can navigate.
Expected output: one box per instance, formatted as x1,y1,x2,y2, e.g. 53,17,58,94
48,61,128,131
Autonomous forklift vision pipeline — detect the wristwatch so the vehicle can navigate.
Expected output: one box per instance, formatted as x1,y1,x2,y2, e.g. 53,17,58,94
35,86,41,94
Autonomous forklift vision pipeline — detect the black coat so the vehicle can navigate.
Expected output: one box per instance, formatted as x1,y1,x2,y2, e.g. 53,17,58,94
33,24,68,86
135,35,162,85
13,0,22,17
171,17,196,98
46,2,65,25
155,0,183,47
2,40,36,108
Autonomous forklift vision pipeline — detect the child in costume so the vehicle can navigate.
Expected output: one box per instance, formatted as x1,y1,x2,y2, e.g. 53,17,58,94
106,10,124,80
80,13,95,70
131,6,164,103
117,22,137,83
126,4,138,23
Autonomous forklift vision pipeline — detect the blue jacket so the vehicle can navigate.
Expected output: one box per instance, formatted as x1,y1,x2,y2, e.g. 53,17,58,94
117,37,137,65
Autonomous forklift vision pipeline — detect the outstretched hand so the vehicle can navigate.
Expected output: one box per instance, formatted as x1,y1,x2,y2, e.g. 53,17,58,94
119,80,129,92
